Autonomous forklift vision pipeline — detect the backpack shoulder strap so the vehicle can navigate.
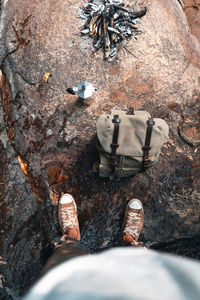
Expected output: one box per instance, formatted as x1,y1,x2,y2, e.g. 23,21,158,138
142,118,155,170
109,114,120,179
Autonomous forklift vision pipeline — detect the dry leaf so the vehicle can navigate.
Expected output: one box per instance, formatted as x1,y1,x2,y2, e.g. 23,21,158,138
43,72,52,83
93,161,99,173
18,155,28,175
49,188,60,206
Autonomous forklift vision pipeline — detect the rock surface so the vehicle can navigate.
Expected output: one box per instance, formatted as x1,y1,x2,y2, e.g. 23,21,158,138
184,0,200,43
0,0,200,298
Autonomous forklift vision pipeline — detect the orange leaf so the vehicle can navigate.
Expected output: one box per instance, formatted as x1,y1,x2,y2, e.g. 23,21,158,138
93,161,99,173
43,72,52,83
18,155,28,176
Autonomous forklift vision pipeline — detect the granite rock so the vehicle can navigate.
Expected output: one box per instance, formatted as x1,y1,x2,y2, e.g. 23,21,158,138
0,0,200,297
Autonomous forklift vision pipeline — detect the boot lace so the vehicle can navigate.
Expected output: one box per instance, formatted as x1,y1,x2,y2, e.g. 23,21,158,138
61,207,78,232
124,210,141,238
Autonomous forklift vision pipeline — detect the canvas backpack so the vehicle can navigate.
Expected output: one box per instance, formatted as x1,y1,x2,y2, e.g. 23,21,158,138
96,110,169,179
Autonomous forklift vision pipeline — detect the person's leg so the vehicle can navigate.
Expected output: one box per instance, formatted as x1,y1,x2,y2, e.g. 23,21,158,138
42,194,87,274
121,199,145,247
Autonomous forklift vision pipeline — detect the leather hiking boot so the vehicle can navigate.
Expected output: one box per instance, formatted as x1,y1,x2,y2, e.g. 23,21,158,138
58,194,80,241
122,199,144,246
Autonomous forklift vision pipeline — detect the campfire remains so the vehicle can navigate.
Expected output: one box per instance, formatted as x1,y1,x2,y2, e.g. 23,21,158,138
80,0,147,61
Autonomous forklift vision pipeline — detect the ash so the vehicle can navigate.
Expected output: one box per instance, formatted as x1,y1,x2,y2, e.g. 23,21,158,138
79,0,147,61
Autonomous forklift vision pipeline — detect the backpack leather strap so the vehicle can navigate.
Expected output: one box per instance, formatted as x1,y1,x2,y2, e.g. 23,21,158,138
117,155,125,179
109,115,120,179
142,118,155,170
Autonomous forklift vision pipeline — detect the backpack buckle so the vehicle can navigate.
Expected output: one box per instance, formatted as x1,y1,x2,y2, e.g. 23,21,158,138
142,146,151,151
112,115,121,123
110,143,119,149
147,118,155,126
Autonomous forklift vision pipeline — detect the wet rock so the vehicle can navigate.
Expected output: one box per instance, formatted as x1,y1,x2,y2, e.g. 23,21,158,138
178,97,200,147
0,0,200,298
